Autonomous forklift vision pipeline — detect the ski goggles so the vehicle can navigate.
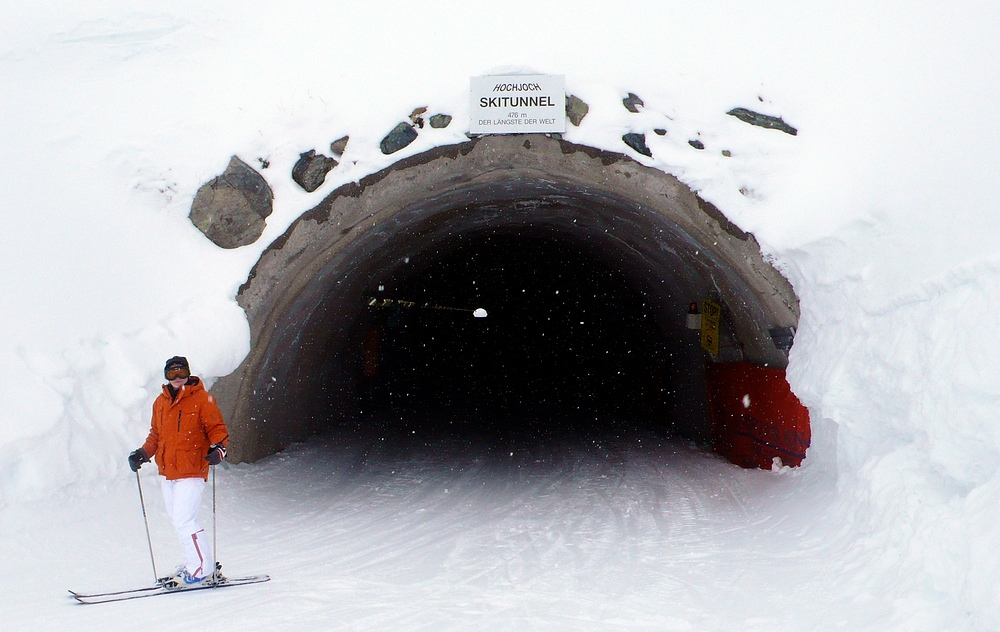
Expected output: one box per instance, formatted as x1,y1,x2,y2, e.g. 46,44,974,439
165,367,191,381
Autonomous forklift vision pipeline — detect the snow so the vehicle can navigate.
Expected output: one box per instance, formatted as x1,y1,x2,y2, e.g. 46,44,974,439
2,1,1000,629
7,427,854,630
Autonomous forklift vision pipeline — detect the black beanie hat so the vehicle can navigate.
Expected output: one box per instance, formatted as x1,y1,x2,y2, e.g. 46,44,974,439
164,356,190,375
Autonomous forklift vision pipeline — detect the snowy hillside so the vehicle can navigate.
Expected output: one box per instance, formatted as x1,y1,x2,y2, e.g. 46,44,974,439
2,2,1000,629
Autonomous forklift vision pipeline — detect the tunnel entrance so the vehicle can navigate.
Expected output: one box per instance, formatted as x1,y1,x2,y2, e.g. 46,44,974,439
212,134,802,466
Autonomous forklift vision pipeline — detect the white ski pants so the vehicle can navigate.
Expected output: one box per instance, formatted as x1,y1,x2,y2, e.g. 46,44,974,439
159,476,214,579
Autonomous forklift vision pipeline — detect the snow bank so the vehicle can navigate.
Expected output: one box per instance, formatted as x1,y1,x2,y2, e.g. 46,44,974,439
2,1,1000,625
0,297,248,505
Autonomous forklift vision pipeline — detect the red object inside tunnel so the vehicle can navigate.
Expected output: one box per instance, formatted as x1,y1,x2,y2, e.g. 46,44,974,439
706,362,811,469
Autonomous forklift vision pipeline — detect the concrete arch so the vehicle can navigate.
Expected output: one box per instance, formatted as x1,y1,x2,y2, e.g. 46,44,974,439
212,134,799,463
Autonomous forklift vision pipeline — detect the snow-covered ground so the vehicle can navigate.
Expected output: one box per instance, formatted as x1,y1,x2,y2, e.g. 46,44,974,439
3,2,1000,629
7,422,871,631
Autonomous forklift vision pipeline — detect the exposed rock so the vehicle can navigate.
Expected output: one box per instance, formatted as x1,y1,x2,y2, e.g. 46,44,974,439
565,95,589,126
727,107,798,135
429,114,452,129
189,156,273,249
380,123,419,155
623,92,644,113
622,132,652,157
722,149,732,157
409,106,427,128
292,150,338,193
654,128,667,136
689,139,705,150
330,135,349,157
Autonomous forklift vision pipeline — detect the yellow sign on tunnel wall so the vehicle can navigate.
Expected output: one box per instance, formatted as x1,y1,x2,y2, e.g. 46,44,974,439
701,298,721,356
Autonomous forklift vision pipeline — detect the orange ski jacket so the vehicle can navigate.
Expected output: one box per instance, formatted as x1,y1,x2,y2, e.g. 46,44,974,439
141,377,229,481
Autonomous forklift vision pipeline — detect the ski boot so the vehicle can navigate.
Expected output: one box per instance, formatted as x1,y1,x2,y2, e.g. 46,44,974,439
157,564,186,587
161,562,224,590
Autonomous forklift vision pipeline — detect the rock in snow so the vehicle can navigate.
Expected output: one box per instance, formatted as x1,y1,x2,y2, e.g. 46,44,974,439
565,94,589,126
727,107,798,135
291,149,338,193
380,122,419,155
622,132,652,157
189,156,273,249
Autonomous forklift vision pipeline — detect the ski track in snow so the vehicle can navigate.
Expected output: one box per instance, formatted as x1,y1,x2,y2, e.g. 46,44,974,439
1,419,922,631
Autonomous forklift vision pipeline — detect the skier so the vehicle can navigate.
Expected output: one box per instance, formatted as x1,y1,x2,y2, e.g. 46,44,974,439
128,356,229,589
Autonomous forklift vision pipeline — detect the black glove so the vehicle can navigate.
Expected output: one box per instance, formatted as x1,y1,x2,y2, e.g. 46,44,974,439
128,448,149,472
205,444,226,466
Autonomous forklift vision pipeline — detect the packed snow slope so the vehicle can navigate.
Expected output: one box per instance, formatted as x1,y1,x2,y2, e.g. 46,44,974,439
2,2,1000,628
0,424,891,630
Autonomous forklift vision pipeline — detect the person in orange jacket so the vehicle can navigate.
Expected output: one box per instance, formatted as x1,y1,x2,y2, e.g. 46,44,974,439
128,356,229,589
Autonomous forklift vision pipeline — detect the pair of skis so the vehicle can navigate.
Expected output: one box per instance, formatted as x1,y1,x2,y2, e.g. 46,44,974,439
69,572,270,604
73,465,270,604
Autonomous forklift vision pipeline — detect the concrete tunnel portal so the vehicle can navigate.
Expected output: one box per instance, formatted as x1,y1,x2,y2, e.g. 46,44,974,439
211,134,802,466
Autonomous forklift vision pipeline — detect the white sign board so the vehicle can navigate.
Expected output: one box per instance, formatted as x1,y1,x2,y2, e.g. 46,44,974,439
470,74,566,134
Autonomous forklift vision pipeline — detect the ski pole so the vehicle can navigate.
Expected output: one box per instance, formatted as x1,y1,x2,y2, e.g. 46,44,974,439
212,464,217,573
135,470,159,583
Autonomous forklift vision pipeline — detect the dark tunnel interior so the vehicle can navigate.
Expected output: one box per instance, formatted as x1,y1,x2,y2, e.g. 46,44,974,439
327,219,717,451
353,231,672,427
